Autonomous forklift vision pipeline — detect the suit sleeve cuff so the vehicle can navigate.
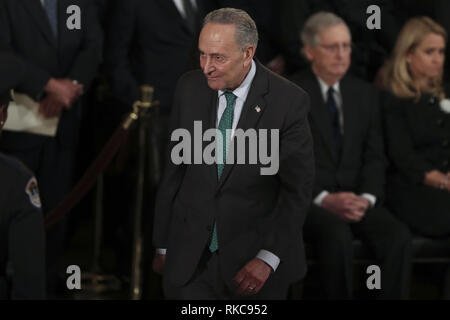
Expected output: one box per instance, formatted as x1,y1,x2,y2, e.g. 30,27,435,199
256,250,280,272
361,193,376,207
156,248,167,255
314,190,329,206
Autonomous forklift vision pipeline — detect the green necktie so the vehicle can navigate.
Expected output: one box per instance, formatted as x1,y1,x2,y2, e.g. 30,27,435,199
209,91,237,252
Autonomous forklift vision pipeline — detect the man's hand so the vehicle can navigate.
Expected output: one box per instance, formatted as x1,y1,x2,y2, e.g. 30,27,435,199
425,170,450,192
38,94,64,119
152,253,166,275
233,258,271,296
322,192,369,222
44,78,83,108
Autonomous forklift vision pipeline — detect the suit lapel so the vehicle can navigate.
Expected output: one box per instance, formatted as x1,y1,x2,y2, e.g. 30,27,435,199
304,69,338,162
22,0,58,48
215,62,269,193
340,76,359,164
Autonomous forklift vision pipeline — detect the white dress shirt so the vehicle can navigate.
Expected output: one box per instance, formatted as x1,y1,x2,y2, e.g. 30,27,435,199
313,76,377,208
158,61,281,272
216,60,256,134
172,0,197,18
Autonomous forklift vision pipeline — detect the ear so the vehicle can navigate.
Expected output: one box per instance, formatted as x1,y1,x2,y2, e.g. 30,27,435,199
243,45,255,66
405,52,412,64
304,45,315,62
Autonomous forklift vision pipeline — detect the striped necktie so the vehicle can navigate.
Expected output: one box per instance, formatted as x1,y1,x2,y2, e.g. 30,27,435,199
327,87,343,158
209,91,237,253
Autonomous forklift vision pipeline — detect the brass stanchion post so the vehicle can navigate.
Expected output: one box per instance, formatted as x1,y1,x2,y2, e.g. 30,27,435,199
130,85,159,300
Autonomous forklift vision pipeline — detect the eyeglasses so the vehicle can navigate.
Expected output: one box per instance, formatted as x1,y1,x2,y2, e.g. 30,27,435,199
319,43,353,54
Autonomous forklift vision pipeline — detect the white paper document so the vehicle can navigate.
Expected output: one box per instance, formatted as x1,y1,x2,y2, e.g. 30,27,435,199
3,93,59,137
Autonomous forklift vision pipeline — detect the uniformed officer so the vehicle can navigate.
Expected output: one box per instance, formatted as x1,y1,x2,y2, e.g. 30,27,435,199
0,52,46,299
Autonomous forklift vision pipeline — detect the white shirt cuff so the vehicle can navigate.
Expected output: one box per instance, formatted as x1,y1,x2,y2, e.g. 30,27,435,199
256,250,280,272
361,193,376,207
156,248,167,255
314,190,329,206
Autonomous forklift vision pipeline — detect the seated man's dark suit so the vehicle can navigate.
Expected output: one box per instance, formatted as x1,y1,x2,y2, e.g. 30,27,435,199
291,68,412,299
153,61,315,299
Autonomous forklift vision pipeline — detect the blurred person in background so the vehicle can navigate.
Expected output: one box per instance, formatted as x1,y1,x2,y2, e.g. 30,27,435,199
291,12,412,299
381,17,450,237
0,0,103,297
281,0,401,80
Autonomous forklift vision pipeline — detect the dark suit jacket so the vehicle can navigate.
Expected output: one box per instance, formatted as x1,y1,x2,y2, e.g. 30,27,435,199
0,51,25,102
153,61,315,291
291,68,386,202
0,153,45,299
0,0,103,147
382,86,450,186
105,0,214,112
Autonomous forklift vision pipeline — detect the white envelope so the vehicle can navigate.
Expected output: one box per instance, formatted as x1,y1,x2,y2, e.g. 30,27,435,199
3,93,59,137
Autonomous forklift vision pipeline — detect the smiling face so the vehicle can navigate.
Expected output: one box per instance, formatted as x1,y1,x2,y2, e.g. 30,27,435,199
305,24,352,85
199,23,255,91
407,32,446,80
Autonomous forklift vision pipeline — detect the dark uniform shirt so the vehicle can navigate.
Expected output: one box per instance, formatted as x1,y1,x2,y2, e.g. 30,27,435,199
0,152,45,299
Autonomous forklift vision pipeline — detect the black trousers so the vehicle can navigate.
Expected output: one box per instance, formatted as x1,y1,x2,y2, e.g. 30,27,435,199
0,131,75,295
163,249,291,300
304,205,412,299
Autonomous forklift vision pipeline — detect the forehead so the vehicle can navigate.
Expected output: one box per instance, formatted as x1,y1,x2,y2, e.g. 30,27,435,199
318,24,351,44
418,33,446,48
199,23,238,52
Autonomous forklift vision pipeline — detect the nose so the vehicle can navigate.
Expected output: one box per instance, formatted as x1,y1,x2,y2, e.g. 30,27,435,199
202,56,215,75
335,47,345,60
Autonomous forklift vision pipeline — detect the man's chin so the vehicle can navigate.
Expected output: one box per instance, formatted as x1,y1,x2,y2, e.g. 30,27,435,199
207,79,225,91
332,66,349,76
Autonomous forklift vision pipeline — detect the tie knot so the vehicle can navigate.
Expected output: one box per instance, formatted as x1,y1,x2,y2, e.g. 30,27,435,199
224,91,237,106
327,86,335,96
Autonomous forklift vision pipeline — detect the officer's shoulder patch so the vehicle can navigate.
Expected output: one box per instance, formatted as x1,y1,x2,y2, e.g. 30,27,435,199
25,177,41,208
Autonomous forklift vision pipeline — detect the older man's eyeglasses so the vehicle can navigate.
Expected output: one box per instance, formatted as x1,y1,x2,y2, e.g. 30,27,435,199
319,43,353,54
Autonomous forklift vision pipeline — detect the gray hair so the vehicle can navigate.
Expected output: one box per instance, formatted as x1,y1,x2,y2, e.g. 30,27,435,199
301,12,350,47
203,8,258,50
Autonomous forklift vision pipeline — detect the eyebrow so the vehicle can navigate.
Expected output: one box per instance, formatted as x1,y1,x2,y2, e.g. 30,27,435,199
199,50,225,57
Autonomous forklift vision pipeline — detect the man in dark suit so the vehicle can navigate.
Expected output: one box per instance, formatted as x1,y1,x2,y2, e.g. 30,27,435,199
0,0,103,295
290,12,412,299
0,52,46,300
152,8,314,299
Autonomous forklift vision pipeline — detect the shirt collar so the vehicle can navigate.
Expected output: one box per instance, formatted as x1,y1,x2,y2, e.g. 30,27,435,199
218,60,256,100
316,76,340,96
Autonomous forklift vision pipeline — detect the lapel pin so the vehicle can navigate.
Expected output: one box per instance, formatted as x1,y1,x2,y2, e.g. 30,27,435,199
255,106,261,113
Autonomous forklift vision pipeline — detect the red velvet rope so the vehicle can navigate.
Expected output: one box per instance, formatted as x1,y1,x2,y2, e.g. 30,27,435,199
44,121,135,229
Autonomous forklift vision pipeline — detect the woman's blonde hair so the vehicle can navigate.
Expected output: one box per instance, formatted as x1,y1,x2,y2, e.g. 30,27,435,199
381,17,447,99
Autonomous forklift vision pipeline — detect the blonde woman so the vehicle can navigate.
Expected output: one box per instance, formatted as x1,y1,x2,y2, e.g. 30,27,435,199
381,17,450,237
